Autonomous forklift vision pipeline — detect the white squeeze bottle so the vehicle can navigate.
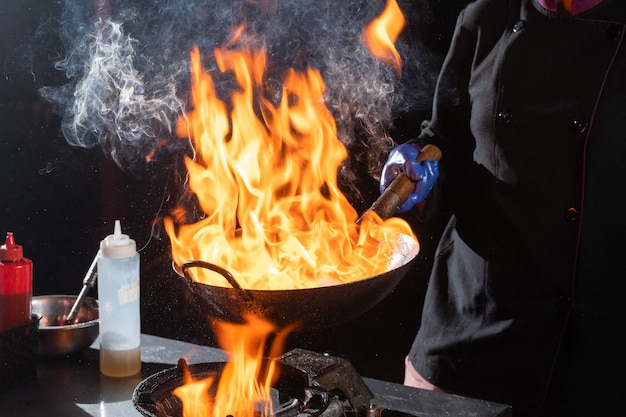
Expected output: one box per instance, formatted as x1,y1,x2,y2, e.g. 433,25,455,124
97,220,141,377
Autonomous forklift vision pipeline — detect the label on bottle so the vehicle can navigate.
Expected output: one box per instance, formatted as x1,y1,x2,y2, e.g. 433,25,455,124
117,281,139,305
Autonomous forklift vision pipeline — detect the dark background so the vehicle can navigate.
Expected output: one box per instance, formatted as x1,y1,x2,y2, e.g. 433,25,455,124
0,0,469,383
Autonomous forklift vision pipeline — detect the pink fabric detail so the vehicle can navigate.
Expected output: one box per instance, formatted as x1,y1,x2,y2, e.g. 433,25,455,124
536,0,604,15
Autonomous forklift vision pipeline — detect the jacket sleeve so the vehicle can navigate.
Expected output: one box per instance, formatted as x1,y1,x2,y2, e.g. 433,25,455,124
405,6,476,221
408,0,510,220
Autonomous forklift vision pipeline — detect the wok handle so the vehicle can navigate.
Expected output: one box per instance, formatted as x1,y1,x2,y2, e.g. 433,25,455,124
358,144,442,222
181,261,255,303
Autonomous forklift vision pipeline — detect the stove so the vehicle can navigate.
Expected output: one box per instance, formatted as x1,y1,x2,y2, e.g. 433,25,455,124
132,348,512,417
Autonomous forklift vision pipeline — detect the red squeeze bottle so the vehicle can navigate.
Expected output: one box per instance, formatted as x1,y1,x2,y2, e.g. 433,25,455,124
0,232,33,331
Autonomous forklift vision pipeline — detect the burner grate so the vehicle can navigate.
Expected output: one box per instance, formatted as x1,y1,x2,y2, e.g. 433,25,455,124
132,349,512,417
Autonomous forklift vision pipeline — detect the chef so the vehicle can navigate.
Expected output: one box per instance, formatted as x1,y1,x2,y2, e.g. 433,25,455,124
380,0,626,415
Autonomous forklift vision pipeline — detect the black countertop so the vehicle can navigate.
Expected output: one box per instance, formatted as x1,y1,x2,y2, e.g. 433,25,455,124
0,334,512,417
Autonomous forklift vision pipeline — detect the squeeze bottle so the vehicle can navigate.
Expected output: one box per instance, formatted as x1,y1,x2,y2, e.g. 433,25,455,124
97,220,141,377
0,232,33,332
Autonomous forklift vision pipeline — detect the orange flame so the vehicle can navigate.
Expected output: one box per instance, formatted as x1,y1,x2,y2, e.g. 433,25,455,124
164,41,416,291
174,315,289,417
362,0,406,74
167,17,418,417
145,139,169,163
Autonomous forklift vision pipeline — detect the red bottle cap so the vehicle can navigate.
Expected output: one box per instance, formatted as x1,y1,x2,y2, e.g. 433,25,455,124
0,232,24,261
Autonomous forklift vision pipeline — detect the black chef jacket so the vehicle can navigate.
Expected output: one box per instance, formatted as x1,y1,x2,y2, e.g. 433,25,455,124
407,1,626,416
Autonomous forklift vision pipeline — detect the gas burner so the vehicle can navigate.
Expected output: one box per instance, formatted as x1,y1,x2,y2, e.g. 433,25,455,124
133,349,404,417
133,348,513,417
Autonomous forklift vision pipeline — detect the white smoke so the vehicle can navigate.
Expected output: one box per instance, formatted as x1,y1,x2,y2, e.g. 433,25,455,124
40,0,438,191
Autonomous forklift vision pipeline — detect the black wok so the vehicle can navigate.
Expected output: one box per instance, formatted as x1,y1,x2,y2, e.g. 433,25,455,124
174,232,419,330
173,144,438,330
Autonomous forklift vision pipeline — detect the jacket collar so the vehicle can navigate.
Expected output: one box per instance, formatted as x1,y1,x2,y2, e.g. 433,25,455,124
536,0,604,15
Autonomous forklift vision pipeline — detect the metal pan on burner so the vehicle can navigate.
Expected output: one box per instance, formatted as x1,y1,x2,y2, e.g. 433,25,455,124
174,145,440,330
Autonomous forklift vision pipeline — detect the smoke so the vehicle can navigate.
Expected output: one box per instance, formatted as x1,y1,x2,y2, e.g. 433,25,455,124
40,0,439,197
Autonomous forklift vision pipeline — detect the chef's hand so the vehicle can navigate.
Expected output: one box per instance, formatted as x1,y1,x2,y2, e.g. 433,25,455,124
379,143,439,213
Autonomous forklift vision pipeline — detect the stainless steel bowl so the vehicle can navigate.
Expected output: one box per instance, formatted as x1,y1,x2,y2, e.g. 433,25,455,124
31,295,99,356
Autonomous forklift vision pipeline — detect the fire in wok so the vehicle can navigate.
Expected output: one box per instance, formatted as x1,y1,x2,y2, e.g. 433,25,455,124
164,0,419,328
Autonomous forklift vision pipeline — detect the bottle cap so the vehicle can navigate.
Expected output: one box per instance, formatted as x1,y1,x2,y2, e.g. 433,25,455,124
100,220,137,259
0,232,24,261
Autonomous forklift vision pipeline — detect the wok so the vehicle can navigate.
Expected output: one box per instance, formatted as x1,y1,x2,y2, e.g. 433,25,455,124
174,144,439,330
174,232,419,330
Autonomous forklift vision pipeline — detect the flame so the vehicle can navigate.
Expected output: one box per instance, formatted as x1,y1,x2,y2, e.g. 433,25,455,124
361,0,406,74
164,40,416,290
167,16,416,417
145,139,169,163
174,315,288,417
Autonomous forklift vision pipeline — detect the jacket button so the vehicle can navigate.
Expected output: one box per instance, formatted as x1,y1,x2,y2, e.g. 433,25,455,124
606,24,623,40
565,207,580,222
572,120,588,134
555,295,572,311
512,20,526,33
496,111,513,125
